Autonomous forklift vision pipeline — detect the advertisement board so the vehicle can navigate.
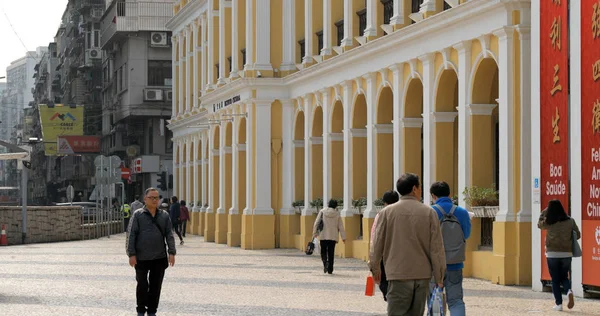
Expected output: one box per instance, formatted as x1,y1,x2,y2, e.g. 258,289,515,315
57,136,101,154
39,104,84,156
540,0,570,281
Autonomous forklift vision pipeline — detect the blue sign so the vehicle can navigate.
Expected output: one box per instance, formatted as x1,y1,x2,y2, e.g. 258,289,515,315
534,178,540,189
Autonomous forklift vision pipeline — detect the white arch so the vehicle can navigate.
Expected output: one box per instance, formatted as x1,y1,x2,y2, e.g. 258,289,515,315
432,65,459,112
468,52,499,105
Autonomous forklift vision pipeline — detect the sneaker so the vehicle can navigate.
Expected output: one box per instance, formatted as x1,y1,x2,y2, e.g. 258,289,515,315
553,304,563,311
567,290,575,309
180,240,184,245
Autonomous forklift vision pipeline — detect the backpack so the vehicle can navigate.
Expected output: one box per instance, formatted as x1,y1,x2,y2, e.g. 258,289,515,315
432,204,465,265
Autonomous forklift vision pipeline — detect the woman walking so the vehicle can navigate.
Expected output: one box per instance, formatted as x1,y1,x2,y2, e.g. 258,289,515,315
538,199,581,311
179,200,190,237
313,199,346,274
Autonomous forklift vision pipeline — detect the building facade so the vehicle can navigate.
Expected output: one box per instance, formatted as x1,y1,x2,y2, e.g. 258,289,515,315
0,48,45,198
30,43,61,205
99,0,174,201
168,0,531,286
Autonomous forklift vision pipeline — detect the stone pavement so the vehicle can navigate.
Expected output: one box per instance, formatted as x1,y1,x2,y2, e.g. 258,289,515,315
1,234,599,316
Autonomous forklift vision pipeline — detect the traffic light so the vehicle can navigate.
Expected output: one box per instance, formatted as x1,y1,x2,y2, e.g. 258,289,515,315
168,174,173,189
157,172,167,190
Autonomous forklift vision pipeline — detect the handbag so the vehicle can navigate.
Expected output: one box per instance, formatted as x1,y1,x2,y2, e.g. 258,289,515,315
316,211,324,233
572,219,582,258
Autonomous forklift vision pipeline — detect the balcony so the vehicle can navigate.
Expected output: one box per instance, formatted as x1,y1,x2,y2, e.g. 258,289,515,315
101,1,173,49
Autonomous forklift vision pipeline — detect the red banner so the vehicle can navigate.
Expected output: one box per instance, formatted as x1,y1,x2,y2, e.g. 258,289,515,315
540,0,570,281
581,0,600,287
57,136,101,154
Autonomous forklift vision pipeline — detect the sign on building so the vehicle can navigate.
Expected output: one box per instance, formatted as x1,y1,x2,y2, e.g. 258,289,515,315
540,0,570,281
57,136,101,154
39,104,84,156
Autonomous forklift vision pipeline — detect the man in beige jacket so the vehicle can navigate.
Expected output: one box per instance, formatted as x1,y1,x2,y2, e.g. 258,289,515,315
369,173,446,316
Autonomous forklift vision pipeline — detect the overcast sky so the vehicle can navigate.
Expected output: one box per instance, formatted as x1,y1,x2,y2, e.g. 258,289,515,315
0,0,68,81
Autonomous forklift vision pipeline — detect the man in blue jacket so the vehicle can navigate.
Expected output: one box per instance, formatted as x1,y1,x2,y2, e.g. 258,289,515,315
430,181,471,316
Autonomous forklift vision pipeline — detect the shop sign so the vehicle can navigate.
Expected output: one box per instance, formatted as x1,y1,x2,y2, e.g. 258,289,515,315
212,95,241,112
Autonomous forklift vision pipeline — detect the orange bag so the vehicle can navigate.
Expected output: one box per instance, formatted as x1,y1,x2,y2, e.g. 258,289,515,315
365,275,375,296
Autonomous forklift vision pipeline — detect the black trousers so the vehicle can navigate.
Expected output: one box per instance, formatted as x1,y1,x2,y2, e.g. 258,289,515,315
180,220,187,237
320,240,336,273
172,222,183,241
124,218,130,232
135,257,168,314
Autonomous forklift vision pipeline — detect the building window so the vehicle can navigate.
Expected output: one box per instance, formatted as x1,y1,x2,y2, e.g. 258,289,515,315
227,56,232,73
357,8,367,36
412,0,423,14
165,128,173,153
444,1,451,11
480,218,494,249
241,49,246,66
86,23,100,49
382,0,393,29
148,60,172,86
335,19,344,46
298,39,305,63
215,63,220,77
316,30,323,54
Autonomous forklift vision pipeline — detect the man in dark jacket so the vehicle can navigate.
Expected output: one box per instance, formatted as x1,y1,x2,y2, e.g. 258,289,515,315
169,196,184,245
126,187,176,316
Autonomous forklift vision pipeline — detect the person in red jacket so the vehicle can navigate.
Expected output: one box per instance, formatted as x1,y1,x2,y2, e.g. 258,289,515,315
179,200,190,238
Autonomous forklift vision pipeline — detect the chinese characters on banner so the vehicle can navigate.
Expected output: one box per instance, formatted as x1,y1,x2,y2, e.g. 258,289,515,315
540,0,570,281
581,0,600,287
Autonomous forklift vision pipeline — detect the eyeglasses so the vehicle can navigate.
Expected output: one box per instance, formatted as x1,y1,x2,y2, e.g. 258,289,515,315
146,196,160,201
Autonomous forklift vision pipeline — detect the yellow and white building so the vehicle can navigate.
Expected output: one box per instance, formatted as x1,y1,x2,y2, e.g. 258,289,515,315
166,0,532,286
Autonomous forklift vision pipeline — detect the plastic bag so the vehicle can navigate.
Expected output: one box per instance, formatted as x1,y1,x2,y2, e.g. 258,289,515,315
428,285,446,316
313,237,320,254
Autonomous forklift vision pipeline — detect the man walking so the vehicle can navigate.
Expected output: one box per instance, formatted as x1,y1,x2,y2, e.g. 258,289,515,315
430,181,471,316
131,195,144,212
169,196,184,245
126,187,176,316
369,173,446,316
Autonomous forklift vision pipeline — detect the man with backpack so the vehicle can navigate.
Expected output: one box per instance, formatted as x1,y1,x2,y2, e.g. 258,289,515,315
430,181,472,316
126,187,176,316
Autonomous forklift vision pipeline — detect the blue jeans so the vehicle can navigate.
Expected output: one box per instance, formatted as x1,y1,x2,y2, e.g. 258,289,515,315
547,257,572,305
445,269,466,316
429,269,465,316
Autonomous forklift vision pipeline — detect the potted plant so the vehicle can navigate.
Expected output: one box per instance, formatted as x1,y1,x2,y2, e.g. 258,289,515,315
373,198,385,211
483,186,499,217
292,200,304,213
462,186,487,217
309,197,323,211
462,185,499,218
352,197,367,214
335,198,344,210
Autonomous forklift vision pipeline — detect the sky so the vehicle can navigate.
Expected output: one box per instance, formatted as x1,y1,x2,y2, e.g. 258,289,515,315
0,0,68,81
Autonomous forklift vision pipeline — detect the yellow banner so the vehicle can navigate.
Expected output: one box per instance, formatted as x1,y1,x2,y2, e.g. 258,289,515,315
39,104,84,156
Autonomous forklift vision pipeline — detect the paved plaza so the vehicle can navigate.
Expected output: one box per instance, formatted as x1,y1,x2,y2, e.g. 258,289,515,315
0,234,599,315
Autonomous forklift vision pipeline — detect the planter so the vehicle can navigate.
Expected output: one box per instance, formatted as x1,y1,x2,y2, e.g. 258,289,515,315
484,206,500,218
374,205,385,213
295,206,304,214
350,206,360,215
472,206,486,218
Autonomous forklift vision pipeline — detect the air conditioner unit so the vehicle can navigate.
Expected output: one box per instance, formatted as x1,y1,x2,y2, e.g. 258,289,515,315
85,48,101,64
144,88,163,101
150,32,168,47
164,90,173,102
91,7,103,19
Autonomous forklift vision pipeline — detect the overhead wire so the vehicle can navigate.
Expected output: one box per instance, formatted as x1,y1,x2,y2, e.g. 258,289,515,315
0,6,40,63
